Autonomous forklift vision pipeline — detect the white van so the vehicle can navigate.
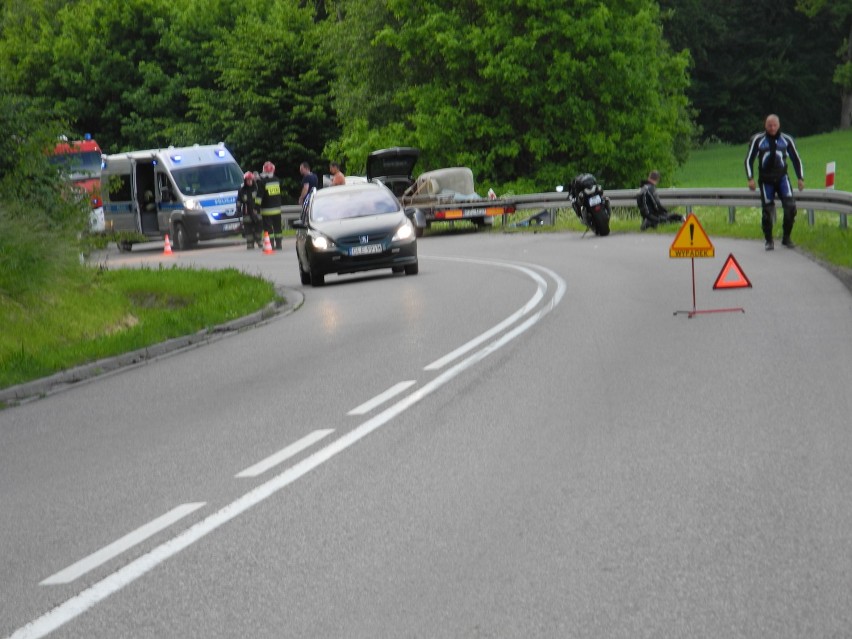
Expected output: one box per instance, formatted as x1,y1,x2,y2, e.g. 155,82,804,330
101,143,243,250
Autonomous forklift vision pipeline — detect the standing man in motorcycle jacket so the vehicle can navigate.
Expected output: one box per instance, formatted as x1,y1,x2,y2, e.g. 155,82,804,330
745,114,804,250
238,171,261,249
256,161,284,250
637,170,684,230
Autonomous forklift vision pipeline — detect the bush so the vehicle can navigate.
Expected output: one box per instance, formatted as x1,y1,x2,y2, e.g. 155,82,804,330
0,203,81,299
0,94,88,302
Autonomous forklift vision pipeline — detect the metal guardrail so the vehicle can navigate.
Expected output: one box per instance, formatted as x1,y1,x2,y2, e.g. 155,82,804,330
513,187,852,229
282,187,852,228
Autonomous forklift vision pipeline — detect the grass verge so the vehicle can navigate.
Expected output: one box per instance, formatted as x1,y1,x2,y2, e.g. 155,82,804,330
0,264,279,390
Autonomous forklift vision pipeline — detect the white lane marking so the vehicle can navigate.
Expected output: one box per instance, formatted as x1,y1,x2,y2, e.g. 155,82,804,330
9,260,566,639
235,429,334,478
39,503,206,586
347,381,417,416
424,258,547,370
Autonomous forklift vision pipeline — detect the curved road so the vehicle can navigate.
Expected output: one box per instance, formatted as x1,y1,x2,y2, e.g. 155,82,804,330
2,231,851,638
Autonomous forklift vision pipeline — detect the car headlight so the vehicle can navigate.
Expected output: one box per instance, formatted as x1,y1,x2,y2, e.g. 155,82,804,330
392,219,415,241
184,198,204,212
311,233,335,250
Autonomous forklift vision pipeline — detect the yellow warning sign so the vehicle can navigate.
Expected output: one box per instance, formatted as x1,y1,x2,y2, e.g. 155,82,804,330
669,213,715,258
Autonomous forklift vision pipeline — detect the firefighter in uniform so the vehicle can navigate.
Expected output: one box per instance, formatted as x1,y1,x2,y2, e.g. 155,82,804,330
238,171,261,249
255,161,283,249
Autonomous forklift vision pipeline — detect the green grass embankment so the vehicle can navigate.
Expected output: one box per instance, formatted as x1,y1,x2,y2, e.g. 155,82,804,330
0,265,278,391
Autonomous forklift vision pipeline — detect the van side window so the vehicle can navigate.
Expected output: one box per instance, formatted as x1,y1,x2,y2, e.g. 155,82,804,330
113,174,132,200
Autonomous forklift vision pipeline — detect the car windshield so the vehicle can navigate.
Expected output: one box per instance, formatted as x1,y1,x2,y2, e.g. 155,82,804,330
311,188,400,222
49,151,101,181
171,163,243,196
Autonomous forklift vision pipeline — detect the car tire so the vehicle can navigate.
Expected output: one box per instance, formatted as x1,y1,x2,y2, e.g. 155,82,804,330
392,266,404,274
404,262,419,276
310,266,325,287
118,240,133,253
173,222,192,250
298,262,311,285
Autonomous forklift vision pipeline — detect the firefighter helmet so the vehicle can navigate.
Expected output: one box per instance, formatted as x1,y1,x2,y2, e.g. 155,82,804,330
263,161,275,174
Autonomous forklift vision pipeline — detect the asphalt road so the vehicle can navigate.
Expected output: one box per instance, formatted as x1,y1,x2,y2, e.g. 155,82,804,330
2,230,851,638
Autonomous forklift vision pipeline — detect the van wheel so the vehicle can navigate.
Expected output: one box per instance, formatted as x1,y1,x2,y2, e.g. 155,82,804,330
173,223,192,251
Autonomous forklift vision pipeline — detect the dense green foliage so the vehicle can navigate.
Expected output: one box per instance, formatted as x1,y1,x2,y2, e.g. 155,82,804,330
660,0,846,142
0,94,88,299
2,0,692,192
327,0,692,189
0,0,848,187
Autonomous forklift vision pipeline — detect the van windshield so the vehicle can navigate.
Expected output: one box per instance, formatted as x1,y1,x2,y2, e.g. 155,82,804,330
171,163,243,196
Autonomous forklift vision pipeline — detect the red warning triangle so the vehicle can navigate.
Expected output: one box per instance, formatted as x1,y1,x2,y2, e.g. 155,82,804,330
713,253,752,289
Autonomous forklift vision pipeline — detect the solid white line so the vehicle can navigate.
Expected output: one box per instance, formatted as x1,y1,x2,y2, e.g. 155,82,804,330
39,503,206,586
234,429,334,478
347,381,417,415
423,257,547,370
8,261,566,639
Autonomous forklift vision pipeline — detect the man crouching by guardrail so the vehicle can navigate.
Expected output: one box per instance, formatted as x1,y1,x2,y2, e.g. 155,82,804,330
637,170,684,230
745,113,805,251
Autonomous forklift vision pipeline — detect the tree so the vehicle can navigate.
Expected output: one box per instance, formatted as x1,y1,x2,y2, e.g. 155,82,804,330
0,94,87,299
661,0,843,141
186,1,337,199
325,0,693,190
797,0,852,128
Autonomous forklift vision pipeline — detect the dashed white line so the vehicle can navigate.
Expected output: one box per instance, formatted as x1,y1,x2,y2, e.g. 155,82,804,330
235,429,334,478
39,503,206,586
9,260,566,639
347,381,417,415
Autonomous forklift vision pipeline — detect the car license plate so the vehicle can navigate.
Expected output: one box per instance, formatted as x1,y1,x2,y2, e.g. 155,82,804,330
350,244,382,256
222,222,240,231
587,194,602,206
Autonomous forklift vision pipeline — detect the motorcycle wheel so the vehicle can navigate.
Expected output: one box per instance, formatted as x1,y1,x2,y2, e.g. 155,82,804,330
589,207,610,236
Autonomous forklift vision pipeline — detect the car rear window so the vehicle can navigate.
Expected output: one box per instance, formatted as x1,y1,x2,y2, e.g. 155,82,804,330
311,188,400,221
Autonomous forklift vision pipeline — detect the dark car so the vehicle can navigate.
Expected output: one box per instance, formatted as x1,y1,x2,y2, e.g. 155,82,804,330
292,182,419,287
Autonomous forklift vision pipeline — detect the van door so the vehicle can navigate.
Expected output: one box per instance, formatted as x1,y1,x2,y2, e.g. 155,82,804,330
102,160,138,234
134,159,158,236
155,170,175,232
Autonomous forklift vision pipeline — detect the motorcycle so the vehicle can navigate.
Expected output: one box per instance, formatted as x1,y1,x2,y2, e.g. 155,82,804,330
566,173,611,236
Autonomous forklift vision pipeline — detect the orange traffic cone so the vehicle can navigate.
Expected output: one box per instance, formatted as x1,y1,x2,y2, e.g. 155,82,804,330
262,231,274,255
163,234,173,256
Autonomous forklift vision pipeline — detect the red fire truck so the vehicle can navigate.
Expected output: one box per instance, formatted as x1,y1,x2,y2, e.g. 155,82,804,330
51,134,104,231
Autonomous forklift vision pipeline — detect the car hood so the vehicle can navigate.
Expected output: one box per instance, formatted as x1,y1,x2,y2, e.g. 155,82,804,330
312,211,408,240
366,147,420,181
